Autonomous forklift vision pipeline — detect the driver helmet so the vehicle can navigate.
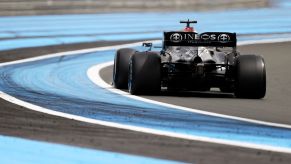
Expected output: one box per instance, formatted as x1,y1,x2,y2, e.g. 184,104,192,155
184,26,194,32
183,26,198,38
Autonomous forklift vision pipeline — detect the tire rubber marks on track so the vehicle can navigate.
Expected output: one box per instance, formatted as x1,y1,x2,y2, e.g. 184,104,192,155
1,39,291,153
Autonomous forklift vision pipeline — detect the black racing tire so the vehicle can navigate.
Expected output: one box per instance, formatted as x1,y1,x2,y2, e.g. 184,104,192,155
113,48,136,89
234,54,266,99
128,51,161,95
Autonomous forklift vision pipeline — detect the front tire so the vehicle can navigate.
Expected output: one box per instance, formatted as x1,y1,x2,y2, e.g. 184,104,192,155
128,52,161,95
113,48,136,89
234,54,266,99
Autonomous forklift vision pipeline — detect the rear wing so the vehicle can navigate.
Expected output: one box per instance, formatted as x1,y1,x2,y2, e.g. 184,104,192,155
163,32,237,47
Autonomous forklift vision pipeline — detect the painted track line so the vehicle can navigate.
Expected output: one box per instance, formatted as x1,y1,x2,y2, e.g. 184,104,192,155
0,40,160,67
89,61,291,129
2,90,291,154
1,38,291,153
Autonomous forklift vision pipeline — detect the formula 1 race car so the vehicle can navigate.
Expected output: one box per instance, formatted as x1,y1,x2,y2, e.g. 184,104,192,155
113,20,266,99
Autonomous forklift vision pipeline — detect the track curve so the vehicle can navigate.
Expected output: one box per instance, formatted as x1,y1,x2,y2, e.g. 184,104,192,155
0,41,291,163
1,2,291,162
100,42,291,125
1,40,291,151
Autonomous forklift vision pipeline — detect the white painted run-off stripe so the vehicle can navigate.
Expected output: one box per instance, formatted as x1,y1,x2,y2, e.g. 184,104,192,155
2,91,291,154
0,40,160,67
89,61,291,129
1,38,291,153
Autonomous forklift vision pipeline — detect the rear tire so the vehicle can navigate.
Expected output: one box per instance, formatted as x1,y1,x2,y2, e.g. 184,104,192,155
234,54,266,99
113,48,136,89
128,52,161,95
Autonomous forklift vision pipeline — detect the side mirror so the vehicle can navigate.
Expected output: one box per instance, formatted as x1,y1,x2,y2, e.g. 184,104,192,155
142,42,152,47
142,42,153,51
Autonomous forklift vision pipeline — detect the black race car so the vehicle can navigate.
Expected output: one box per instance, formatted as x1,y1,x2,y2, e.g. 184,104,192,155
113,20,266,99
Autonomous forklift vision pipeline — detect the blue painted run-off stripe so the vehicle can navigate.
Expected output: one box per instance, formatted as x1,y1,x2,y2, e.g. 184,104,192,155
0,135,178,164
0,0,291,162
1,45,291,150
0,1,291,51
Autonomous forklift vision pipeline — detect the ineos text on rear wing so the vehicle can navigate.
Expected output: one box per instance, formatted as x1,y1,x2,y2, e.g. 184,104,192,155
163,32,237,47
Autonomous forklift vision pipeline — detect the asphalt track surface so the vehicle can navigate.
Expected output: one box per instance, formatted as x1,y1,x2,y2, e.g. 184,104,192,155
101,42,291,125
0,41,291,163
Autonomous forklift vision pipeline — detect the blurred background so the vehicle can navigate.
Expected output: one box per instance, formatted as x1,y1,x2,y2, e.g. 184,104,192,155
0,0,291,51
0,0,271,16
0,0,290,53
